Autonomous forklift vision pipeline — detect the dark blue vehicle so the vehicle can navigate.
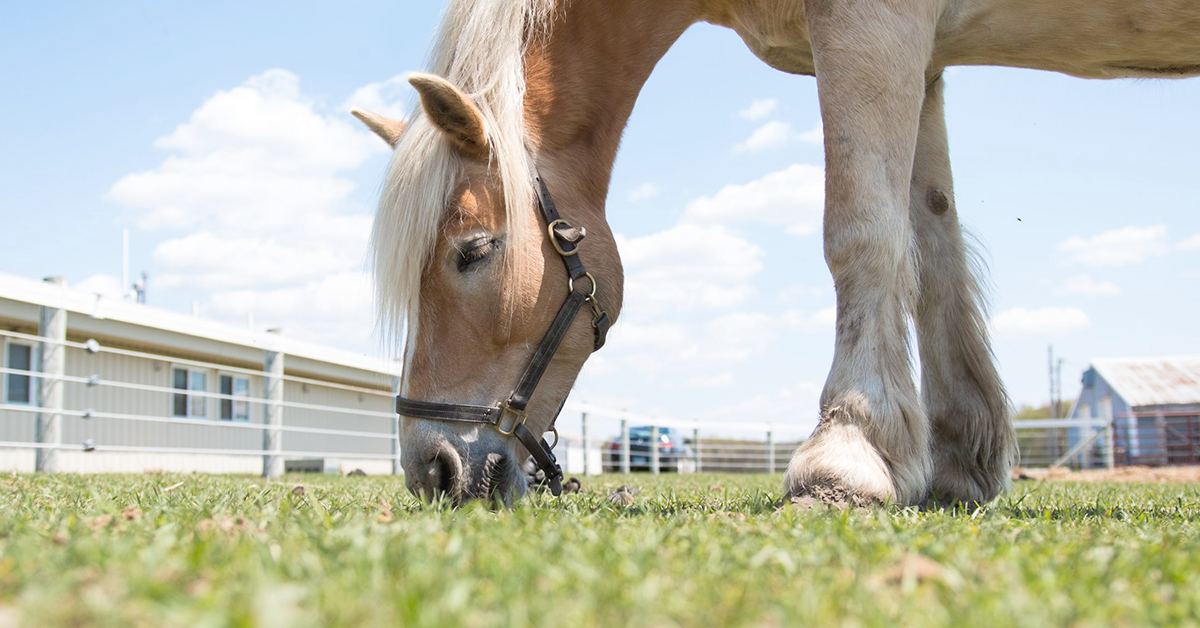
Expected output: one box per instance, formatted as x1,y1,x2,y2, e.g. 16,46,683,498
604,426,695,473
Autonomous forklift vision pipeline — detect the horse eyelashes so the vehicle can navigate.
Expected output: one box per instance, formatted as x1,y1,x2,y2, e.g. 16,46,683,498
457,238,498,271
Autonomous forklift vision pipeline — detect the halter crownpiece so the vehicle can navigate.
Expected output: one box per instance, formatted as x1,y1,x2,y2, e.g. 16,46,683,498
394,167,612,496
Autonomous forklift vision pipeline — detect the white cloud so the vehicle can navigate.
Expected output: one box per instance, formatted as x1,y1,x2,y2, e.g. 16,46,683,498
111,69,382,232
683,163,824,236
782,306,836,332
75,274,126,300
1058,274,1121,297
617,224,763,313
797,122,823,144
736,121,794,153
735,121,823,153
688,372,734,387
107,69,399,347
700,380,823,430
738,98,777,121
627,182,660,202
340,74,409,121
150,227,369,291
206,271,374,346
602,307,834,380
1180,233,1200,250
1056,225,1168,267
991,306,1090,337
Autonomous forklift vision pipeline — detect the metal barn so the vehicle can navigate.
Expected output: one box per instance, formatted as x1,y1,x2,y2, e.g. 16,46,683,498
0,272,402,475
1069,355,1200,467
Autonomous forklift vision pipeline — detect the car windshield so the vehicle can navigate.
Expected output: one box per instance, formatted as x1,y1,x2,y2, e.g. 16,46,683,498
630,427,674,441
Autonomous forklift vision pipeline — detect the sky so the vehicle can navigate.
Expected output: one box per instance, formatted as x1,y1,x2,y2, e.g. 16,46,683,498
3,1,1200,439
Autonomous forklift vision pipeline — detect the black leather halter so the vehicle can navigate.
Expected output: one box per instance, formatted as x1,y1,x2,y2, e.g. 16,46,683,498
395,168,612,496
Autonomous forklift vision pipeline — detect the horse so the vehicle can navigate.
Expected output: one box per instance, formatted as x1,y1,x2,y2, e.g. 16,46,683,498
354,0,1200,506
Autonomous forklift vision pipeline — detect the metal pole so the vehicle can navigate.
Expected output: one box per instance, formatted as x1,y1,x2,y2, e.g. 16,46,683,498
620,418,630,474
36,277,66,473
581,411,589,476
391,371,402,476
650,425,660,475
262,329,284,478
693,427,702,473
767,429,775,473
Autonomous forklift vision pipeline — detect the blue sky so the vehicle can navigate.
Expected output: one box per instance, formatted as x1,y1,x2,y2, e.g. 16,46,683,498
3,2,1199,436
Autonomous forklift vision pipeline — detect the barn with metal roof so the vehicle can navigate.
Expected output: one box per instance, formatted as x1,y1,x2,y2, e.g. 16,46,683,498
1070,355,1200,467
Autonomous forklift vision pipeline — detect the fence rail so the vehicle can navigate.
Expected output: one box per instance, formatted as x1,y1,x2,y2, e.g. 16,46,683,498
7,327,1187,477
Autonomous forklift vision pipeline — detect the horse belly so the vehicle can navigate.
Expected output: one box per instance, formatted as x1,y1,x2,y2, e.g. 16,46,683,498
937,0,1200,78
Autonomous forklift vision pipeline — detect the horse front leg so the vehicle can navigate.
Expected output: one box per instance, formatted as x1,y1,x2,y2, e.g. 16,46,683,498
785,0,938,506
909,74,1019,504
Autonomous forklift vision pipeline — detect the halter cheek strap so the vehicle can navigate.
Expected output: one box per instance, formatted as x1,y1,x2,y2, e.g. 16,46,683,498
394,168,611,496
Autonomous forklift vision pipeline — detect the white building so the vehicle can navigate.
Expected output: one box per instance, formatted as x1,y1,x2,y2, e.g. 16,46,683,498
0,272,401,475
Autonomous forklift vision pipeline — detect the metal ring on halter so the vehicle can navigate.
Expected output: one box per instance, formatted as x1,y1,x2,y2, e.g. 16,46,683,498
567,272,597,298
547,219,582,257
546,426,559,449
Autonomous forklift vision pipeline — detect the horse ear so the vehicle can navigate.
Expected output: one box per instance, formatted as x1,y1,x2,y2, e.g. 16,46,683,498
408,73,489,160
350,108,405,147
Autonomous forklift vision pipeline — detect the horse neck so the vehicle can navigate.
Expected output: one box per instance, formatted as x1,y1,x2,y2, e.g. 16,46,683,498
523,0,701,207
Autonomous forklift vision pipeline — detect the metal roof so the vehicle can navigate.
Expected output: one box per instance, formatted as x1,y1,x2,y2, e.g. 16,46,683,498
0,272,400,379
1090,355,1200,408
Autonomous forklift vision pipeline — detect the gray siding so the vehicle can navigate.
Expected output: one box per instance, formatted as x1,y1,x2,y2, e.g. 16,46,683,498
2,324,398,473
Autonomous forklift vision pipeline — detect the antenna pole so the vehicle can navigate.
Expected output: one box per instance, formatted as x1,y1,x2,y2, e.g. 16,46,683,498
122,229,130,300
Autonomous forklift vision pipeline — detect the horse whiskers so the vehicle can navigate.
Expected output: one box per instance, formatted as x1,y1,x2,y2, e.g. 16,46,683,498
467,452,516,501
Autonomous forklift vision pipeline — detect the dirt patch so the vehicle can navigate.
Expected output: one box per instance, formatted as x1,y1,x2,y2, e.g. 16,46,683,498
789,484,880,510
1016,465,1200,484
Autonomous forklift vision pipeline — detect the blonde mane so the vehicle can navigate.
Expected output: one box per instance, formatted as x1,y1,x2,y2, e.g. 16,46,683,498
371,0,557,341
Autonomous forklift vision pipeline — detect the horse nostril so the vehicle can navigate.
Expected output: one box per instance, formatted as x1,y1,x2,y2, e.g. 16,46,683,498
433,454,456,495
413,446,463,502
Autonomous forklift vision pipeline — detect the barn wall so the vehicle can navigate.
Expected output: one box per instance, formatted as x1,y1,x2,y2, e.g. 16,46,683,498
2,306,398,474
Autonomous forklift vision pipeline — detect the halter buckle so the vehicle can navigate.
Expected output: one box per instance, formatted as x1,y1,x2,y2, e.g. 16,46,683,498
494,401,527,437
547,219,585,257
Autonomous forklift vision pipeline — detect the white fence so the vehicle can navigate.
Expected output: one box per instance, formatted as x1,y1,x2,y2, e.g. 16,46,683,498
3,325,1117,476
0,326,399,476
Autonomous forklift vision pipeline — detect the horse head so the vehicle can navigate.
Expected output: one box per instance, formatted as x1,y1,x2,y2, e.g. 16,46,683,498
357,72,623,503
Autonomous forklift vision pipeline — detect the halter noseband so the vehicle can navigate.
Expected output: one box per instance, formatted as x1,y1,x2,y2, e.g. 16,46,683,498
394,168,612,496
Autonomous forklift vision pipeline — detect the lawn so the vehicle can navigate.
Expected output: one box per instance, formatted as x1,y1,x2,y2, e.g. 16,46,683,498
1,472,1198,627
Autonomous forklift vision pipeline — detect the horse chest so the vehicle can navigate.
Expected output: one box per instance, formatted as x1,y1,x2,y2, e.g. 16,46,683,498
711,1,817,75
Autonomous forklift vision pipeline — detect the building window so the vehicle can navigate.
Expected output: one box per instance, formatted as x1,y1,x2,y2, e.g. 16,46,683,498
219,374,251,422
5,341,33,405
171,367,209,419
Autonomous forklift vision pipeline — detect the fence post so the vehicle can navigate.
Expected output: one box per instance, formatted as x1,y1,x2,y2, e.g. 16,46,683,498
391,370,402,476
650,425,660,475
35,276,67,473
262,328,285,479
620,418,630,474
693,427,702,473
767,428,775,473
1102,420,1115,470
581,411,589,476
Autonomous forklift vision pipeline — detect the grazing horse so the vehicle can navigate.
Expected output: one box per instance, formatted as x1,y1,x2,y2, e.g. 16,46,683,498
355,0,1200,505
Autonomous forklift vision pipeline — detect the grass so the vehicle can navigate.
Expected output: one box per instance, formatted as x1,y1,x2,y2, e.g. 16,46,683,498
1,473,1199,627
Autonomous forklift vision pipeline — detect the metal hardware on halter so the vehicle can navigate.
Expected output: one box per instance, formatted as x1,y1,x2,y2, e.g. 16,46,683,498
393,166,611,498
547,218,584,257
494,401,527,437
568,272,597,298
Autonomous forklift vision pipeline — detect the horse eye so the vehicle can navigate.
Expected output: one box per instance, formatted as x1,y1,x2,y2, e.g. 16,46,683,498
456,237,498,272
